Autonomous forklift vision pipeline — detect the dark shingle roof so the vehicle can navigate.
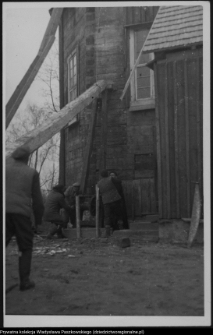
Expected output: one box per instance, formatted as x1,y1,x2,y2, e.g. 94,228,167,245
143,6,203,53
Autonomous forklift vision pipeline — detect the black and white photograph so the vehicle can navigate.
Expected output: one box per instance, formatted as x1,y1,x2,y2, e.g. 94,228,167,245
3,1,211,328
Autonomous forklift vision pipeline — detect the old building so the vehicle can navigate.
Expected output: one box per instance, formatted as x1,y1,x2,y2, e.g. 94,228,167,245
58,5,203,223
59,6,159,219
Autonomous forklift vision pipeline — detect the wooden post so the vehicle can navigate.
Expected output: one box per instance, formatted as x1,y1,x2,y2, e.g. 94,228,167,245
196,58,201,184
6,80,110,158
59,20,65,185
95,185,100,238
76,195,81,239
154,62,162,218
132,181,135,221
80,98,98,194
173,61,180,218
165,62,171,218
184,59,191,217
99,90,108,172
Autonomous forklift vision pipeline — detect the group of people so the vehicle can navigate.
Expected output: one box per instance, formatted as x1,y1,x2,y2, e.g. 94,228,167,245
6,144,129,291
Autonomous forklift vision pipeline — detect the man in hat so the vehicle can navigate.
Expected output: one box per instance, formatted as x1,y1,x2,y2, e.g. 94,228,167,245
6,145,44,291
97,170,122,237
64,182,88,227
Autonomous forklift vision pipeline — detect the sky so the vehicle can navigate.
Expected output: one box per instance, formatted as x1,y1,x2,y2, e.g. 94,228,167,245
4,3,52,108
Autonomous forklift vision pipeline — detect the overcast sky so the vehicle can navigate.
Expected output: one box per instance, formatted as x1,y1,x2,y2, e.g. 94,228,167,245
4,3,51,107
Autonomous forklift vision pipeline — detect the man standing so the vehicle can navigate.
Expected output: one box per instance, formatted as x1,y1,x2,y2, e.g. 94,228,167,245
97,170,122,237
6,145,44,291
109,171,129,229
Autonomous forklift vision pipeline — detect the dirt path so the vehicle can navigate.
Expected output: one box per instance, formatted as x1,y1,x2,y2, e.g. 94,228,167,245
5,237,204,318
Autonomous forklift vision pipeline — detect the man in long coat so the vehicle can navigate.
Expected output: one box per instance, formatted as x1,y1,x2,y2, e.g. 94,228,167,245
6,145,44,291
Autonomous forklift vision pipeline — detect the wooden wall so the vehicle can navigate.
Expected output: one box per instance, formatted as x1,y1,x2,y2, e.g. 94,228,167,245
155,48,203,219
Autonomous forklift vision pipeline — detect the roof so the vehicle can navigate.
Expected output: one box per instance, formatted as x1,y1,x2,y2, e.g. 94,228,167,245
143,6,203,53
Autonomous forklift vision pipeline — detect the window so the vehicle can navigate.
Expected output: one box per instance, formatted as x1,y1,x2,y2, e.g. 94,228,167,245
67,48,78,126
129,27,155,110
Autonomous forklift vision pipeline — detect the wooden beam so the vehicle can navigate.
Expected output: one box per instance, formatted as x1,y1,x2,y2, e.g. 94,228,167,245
76,195,81,239
173,61,180,218
38,8,63,54
184,59,191,217
154,62,163,218
99,90,108,172
6,8,63,129
95,185,100,238
196,57,201,183
120,63,147,101
6,80,110,158
80,98,99,194
120,7,159,101
6,36,55,128
58,20,65,185
165,62,171,218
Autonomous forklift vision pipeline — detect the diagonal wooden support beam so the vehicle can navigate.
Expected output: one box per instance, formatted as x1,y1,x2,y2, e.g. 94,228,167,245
80,98,100,194
6,80,111,159
6,8,63,129
38,8,63,54
6,36,55,128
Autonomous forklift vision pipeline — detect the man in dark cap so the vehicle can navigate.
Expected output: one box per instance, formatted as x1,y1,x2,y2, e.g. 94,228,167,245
97,170,122,237
6,145,44,291
43,184,72,238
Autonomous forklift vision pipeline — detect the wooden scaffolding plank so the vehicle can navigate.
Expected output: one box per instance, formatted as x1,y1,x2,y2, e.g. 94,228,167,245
80,98,99,194
6,80,109,158
6,8,63,129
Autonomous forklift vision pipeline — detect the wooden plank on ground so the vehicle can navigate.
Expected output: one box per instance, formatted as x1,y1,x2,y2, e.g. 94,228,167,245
80,98,98,194
6,80,109,158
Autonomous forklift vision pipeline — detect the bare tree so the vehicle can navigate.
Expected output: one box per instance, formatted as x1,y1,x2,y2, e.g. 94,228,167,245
37,35,60,114
6,37,60,192
6,103,60,191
